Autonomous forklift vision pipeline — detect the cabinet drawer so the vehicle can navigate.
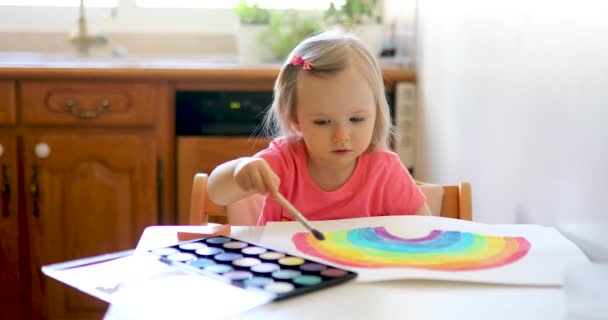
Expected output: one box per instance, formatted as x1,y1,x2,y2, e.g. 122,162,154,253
20,80,158,126
0,81,17,125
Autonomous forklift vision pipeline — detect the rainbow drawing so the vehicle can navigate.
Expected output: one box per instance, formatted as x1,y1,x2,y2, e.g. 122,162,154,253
292,227,531,271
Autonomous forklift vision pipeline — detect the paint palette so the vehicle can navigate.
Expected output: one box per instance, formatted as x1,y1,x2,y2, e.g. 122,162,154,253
149,236,357,301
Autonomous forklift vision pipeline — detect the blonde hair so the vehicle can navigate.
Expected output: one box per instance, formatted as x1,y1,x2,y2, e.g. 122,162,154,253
263,31,393,151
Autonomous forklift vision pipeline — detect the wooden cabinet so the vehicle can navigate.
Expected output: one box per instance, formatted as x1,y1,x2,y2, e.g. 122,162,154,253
0,80,167,320
1,81,19,319
0,132,20,320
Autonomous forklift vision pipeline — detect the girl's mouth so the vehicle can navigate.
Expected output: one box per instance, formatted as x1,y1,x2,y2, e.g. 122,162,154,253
332,149,351,155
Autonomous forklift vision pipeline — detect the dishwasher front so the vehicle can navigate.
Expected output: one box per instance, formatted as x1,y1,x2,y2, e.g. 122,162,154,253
176,91,272,224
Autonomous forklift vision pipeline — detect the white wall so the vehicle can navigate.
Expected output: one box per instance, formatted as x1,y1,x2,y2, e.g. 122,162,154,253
416,0,608,226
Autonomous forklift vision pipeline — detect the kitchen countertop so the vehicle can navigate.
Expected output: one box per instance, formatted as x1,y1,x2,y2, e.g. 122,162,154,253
0,52,416,81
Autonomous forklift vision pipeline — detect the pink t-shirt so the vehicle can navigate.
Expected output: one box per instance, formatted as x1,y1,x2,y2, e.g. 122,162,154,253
253,138,426,225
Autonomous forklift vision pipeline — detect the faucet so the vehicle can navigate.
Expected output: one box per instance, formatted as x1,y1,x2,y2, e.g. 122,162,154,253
69,0,108,56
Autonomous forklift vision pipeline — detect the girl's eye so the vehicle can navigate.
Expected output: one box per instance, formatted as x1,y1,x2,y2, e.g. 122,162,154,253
350,117,365,123
313,119,330,126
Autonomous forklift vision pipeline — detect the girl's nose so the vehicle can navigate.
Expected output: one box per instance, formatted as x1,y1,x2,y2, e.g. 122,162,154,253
332,124,349,143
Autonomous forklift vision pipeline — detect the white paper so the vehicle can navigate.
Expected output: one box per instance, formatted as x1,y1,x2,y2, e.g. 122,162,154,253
42,252,272,319
106,270,272,320
42,253,169,303
259,216,590,285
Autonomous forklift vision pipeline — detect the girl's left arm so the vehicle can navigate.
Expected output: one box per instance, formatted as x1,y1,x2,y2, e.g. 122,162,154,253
381,151,429,216
415,202,431,215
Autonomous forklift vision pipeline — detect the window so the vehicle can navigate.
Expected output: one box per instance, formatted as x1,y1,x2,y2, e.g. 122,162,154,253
0,0,341,10
136,0,341,10
0,0,117,7
0,0,346,33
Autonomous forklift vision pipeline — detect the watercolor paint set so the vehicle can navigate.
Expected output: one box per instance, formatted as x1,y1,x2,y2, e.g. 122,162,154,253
149,236,357,301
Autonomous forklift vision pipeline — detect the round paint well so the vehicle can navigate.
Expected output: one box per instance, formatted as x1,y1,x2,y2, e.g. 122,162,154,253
299,263,327,273
166,252,196,262
222,241,248,250
189,258,215,268
206,237,231,245
214,253,243,262
150,247,179,256
264,282,295,294
241,246,267,255
320,268,348,278
178,242,206,251
278,257,305,267
259,252,285,261
243,277,274,287
204,264,233,274
251,263,280,274
232,257,261,268
292,275,322,286
223,270,253,281
195,247,224,256
271,270,302,280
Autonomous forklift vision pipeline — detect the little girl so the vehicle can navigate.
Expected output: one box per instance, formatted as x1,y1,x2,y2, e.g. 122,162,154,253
208,31,430,225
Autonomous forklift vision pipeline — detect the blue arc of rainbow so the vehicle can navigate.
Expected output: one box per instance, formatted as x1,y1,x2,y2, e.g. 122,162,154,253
292,227,531,271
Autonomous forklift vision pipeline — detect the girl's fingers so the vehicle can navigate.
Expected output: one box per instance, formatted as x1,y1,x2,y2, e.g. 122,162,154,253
236,158,278,195
249,162,269,194
236,170,254,191
260,170,276,195
250,169,267,194
237,176,250,191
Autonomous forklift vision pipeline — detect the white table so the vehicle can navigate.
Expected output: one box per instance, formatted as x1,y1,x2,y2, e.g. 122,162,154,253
100,225,586,320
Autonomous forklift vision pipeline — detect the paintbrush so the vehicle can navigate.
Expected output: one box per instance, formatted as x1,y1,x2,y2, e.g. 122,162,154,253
272,193,325,241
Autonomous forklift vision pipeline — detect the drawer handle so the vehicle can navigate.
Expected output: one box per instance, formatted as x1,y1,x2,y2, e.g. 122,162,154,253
66,98,110,119
1,163,10,218
30,163,40,218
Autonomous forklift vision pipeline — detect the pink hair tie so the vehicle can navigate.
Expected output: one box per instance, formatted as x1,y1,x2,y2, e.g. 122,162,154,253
291,56,312,70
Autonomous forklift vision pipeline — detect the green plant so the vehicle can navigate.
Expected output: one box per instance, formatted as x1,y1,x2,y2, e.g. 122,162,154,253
324,0,382,27
234,0,270,25
260,11,322,61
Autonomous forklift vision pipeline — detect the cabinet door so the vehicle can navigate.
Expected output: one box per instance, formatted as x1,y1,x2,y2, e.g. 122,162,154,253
0,81,16,124
176,136,270,224
0,133,20,319
23,132,158,320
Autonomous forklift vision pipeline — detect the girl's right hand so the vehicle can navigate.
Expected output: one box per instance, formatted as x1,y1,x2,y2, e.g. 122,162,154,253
233,158,280,196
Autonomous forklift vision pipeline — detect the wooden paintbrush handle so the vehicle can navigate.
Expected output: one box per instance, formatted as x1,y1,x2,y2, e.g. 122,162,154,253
273,193,314,230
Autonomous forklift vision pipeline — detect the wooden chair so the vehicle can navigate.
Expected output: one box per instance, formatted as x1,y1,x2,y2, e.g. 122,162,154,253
189,173,472,225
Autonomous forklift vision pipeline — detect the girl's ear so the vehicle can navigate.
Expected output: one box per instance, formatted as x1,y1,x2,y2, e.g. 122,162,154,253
291,119,302,133
290,112,302,132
